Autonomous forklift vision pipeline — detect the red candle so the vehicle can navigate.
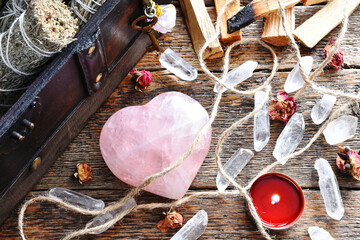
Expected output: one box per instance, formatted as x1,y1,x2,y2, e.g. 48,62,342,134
249,172,305,230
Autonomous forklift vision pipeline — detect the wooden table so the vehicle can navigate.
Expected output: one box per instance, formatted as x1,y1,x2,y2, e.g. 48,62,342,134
1,1,360,239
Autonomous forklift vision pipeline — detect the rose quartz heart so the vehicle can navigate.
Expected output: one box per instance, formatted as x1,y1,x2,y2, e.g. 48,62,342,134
100,92,211,199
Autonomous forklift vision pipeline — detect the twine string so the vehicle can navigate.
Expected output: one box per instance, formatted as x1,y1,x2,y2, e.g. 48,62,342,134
18,0,355,239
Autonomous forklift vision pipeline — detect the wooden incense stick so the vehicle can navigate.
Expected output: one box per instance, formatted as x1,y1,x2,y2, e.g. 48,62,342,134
227,0,300,33
214,0,242,43
179,0,223,59
294,0,360,48
302,0,327,6
261,7,294,47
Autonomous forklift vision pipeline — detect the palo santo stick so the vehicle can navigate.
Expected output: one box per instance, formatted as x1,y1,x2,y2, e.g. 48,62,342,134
227,0,301,33
302,0,327,6
261,7,295,47
180,0,223,59
214,0,242,43
294,0,360,48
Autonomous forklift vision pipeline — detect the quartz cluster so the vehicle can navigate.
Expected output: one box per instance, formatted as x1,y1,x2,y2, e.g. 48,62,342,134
314,158,344,220
216,148,254,192
171,210,208,240
214,61,258,94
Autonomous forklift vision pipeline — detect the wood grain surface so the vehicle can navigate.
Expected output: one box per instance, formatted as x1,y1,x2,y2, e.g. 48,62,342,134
1,1,360,239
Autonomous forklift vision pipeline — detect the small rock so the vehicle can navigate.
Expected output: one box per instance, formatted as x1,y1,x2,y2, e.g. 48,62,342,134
159,48,198,81
284,56,313,93
273,113,305,164
308,226,335,240
49,187,104,211
171,210,208,240
86,198,137,234
214,61,258,94
323,115,358,145
216,149,254,192
311,94,337,125
253,90,270,151
315,158,344,220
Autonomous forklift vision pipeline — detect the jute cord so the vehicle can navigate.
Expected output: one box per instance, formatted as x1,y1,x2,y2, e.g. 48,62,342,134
18,0,357,239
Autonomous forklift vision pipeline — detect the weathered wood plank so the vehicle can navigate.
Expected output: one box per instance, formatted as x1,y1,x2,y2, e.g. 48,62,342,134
24,69,360,192
1,189,359,239
1,1,359,239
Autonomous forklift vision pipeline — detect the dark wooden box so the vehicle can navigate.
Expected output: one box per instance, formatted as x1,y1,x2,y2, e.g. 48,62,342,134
0,0,163,224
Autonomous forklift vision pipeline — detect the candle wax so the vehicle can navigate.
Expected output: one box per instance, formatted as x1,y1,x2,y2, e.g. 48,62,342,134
250,174,304,229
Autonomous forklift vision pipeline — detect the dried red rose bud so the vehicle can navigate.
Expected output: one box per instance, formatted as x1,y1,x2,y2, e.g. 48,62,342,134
130,69,152,92
269,92,297,123
74,163,93,184
336,146,360,181
324,39,344,70
157,208,184,233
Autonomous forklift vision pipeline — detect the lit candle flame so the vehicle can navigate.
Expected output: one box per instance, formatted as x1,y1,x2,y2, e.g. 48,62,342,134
271,194,280,205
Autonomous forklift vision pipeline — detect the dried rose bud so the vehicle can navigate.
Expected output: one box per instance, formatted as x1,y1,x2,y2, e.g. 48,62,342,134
336,146,360,181
269,92,297,123
324,39,344,70
74,163,93,184
157,208,184,233
130,69,152,92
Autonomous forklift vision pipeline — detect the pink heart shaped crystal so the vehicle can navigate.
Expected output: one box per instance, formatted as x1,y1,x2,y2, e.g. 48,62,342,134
100,92,211,199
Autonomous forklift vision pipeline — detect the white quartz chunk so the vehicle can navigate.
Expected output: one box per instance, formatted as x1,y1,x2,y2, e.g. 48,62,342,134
49,188,104,211
323,115,358,145
273,113,305,164
308,226,335,240
214,60,258,94
160,48,198,81
171,210,208,240
314,158,344,220
86,198,137,234
253,91,270,151
216,149,254,192
311,94,337,125
284,56,313,93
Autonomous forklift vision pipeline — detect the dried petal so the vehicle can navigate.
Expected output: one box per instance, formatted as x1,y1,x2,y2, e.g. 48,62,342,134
157,209,184,232
269,92,297,122
324,39,344,70
336,146,360,181
75,163,93,183
130,69,152,91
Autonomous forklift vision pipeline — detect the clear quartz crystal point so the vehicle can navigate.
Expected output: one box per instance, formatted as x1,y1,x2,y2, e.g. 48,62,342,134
253,91,270,152
308,226,335,240
311,94,337,125
214,60,258,94
49,187,105,211
159,48,198,81
323,115,358,145
85,198,137,234
314,158,344,220
273,113,305,164
284,56,313,93
171,210,208,240
216,149,254,192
